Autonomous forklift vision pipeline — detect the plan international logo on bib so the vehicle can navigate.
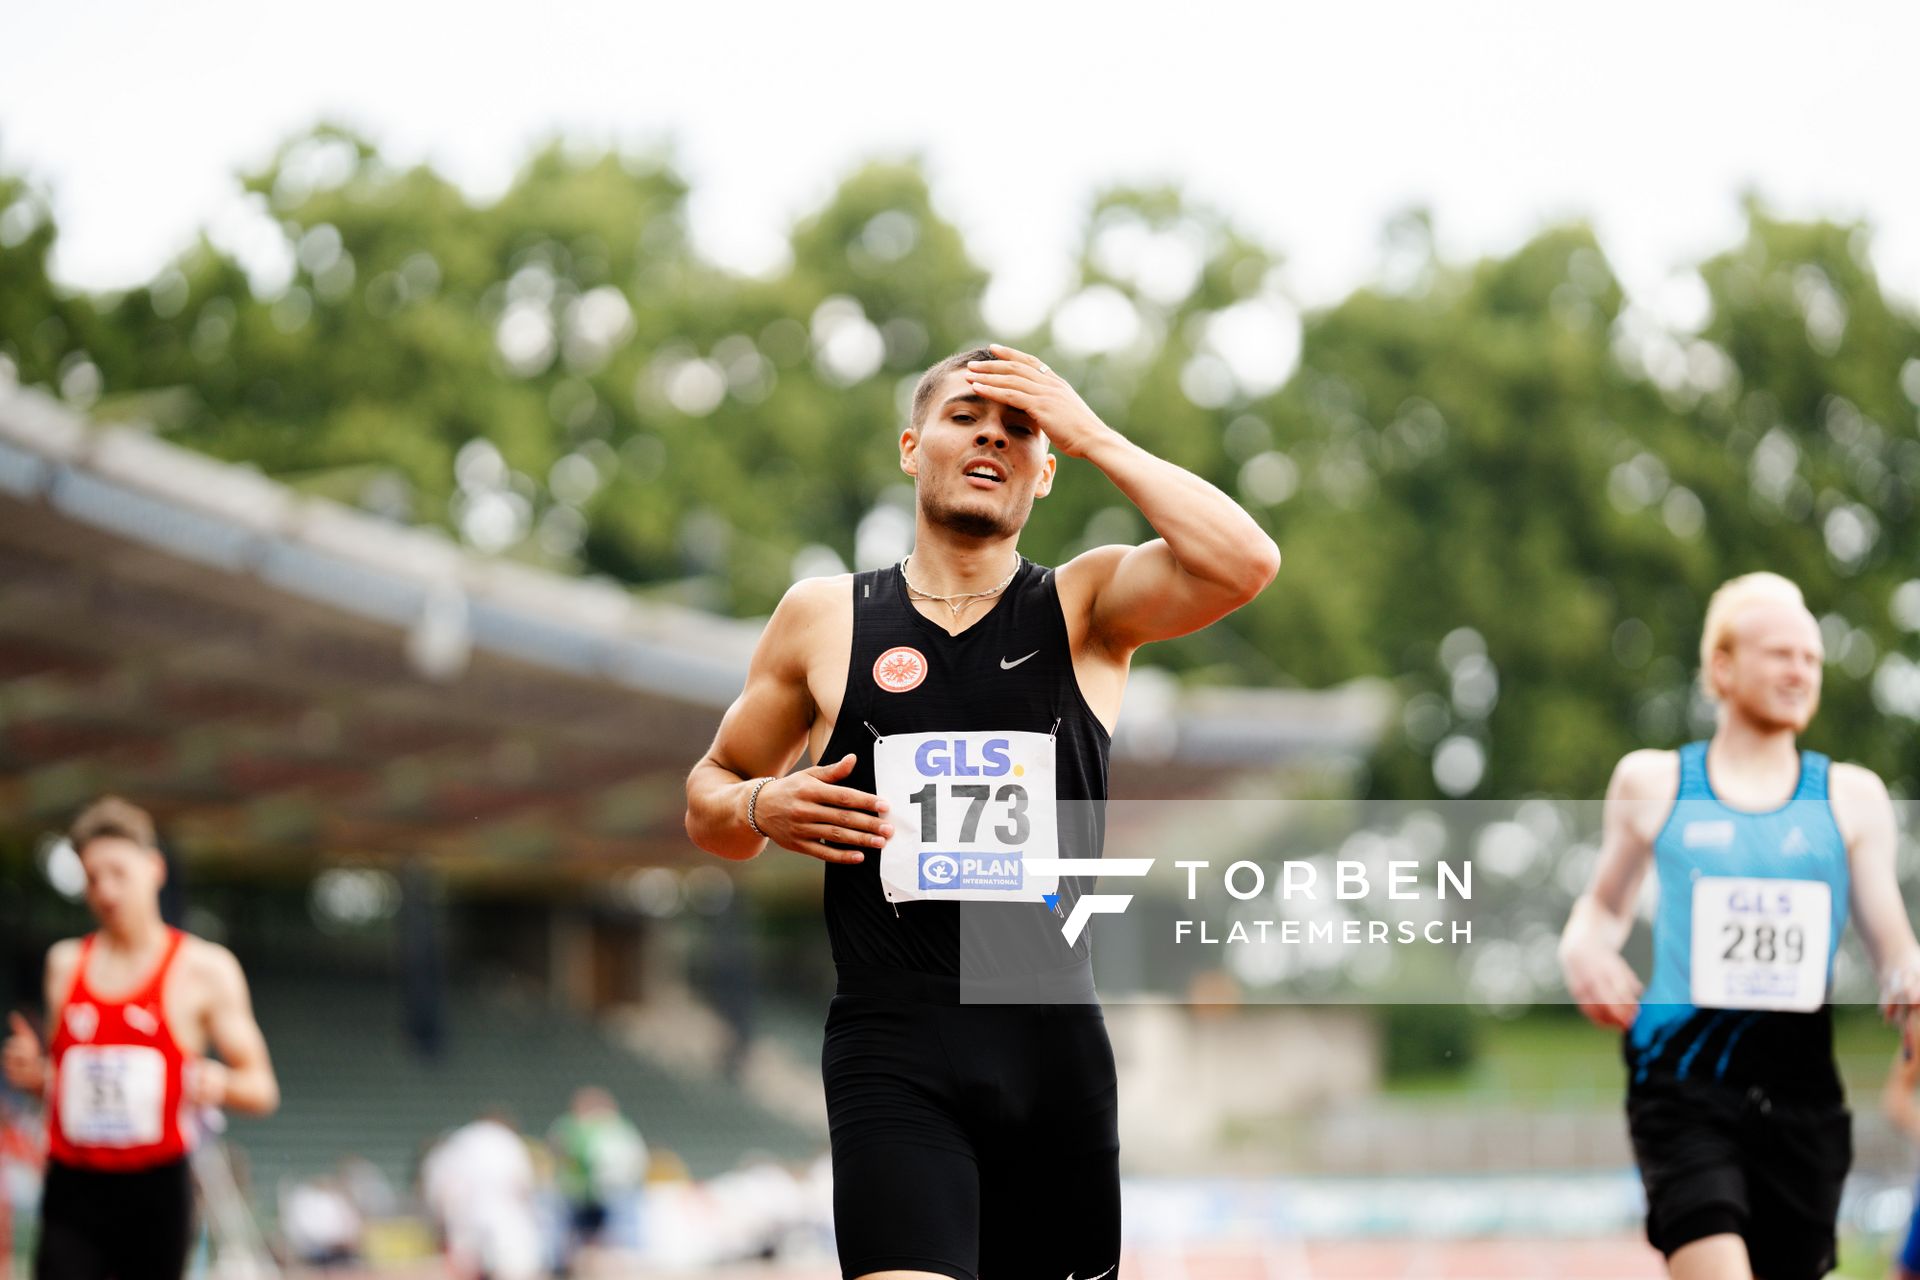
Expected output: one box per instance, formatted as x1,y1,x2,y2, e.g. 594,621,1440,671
919,850,1025,891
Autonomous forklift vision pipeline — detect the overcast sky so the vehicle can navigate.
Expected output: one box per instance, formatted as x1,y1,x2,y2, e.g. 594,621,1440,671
2,0,1913,331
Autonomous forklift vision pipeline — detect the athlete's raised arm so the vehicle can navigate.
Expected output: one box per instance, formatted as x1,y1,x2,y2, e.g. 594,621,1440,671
684,577,893,865
1833,762,1920,1052
197,942,279,1115
962,344,1279,654
1559,749,1673,1029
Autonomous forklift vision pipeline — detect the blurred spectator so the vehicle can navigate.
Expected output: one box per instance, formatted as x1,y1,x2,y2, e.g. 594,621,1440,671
422,1111,542,1280
636,1154,821,1268
279,1174,360,1268
707,1155,809,1261
335,1153,399,1221
643,1148,690,1184
547,1086,646,1273
0,1097,44,1280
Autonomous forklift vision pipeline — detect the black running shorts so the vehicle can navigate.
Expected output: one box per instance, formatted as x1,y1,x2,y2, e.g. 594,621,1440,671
36,1157,195,1280
823,964,1121,1280
1627,1077,1851,1280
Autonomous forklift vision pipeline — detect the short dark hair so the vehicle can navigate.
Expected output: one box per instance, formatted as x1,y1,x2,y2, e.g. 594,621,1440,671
69,795,157,854
909,346,995,431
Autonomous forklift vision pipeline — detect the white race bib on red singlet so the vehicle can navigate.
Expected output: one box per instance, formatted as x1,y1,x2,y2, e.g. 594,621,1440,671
59,1044,167,1147
875,729,1059,904
1689,876,1832,1012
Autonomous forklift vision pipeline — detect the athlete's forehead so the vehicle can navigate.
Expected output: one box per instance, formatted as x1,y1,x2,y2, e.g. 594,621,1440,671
1729,598,1821,653
77,834,158,865
936,388,989,415
924,370,1034,421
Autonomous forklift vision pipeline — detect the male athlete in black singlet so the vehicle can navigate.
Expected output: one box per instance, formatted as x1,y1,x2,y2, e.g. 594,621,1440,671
686,344,1280,1280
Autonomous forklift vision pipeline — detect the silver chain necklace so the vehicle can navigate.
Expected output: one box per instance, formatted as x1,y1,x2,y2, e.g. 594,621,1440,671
900,553,1020,622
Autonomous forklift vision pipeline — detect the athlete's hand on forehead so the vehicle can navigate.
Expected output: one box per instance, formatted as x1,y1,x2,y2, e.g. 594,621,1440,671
964,344,1112,460
753,753,894,866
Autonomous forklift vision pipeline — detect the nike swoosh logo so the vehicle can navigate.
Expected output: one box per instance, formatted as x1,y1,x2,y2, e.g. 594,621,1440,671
1001,651,1039,669
1067,1267,1117,1280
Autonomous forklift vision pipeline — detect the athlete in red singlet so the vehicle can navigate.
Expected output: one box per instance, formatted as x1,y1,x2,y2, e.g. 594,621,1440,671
45,928,196,1172
2,796,279,1280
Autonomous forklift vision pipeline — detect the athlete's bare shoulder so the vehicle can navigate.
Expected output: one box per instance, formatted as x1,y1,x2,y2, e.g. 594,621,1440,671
179,935,244,985
44,937,82,1002
1828,760,1894,844
783,571,853,607
1608,748,1681,841
1613,747,1679,788
1611,747,1680,799
740,574,856,758
1829,759,1891,800
767,573,853,662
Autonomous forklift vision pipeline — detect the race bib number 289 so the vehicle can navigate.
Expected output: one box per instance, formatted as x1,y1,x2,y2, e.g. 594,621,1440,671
875,730,1059,904
1689,876,1832,1013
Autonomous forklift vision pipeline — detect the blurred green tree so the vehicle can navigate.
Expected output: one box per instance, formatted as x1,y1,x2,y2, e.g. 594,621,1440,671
3,135,1915,798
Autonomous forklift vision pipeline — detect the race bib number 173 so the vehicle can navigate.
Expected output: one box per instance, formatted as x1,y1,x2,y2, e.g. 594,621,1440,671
875,730,1059,904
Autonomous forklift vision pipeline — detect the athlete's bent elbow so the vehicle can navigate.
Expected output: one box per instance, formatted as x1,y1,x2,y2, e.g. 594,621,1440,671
1254,537,1281,588
1232,537,1281,604
682,774,737,859
683,807,723,858
684,807,760,862
232,1074,280,1117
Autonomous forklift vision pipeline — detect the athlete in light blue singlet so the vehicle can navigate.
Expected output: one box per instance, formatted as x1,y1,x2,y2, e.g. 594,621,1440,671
1560,572,1920,1280
1628,740,1851,1100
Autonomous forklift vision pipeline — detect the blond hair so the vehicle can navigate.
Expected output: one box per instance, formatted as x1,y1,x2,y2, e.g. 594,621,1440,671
1699,572,1809,700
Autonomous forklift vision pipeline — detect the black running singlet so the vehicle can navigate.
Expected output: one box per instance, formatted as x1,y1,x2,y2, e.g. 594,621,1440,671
818,557,1111,980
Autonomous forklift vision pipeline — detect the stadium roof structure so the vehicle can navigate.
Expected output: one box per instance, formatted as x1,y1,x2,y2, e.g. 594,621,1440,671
0,387,1390,886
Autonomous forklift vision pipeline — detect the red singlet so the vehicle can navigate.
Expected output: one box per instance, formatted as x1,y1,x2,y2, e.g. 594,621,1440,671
46,929,196,1171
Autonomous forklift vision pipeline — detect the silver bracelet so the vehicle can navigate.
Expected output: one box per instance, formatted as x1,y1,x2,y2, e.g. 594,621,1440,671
746,776,773,836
